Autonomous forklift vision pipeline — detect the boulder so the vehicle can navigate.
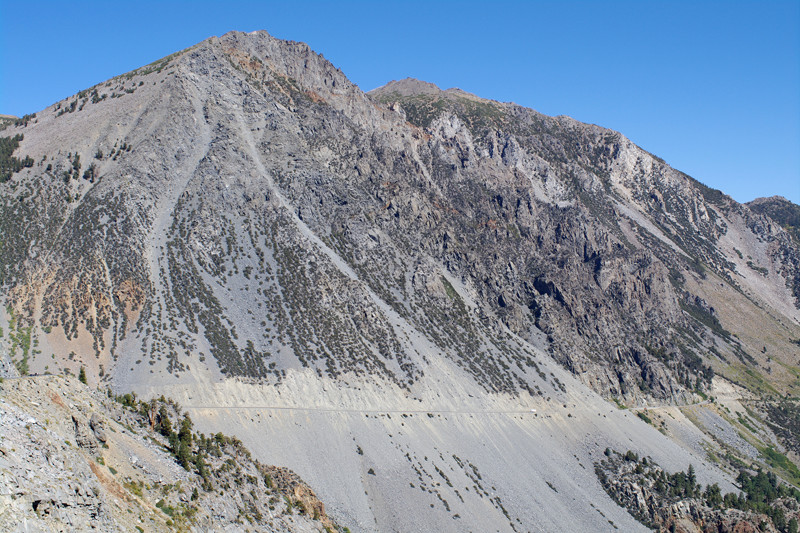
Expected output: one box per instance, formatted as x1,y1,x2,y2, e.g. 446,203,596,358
89,413,107,443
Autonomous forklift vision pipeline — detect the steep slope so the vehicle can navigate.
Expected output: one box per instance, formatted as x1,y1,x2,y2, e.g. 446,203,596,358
0,375,338,531
1,30,799,531
370,78,800,397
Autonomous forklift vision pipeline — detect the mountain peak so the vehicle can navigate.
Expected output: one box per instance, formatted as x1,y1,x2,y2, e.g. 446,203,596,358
747,195,794,207
369,77,443,97
369,78,490,108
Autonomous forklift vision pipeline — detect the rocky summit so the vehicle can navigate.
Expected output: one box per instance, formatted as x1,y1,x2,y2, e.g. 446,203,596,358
1,30,799,532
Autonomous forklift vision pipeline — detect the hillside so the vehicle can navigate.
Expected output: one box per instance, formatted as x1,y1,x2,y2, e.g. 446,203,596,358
0,374,339,531
1,30,799,531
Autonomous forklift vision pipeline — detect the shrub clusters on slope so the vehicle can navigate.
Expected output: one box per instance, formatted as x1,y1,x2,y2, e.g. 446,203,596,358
0,134,34,182
111,390,343,531
596,449,800,532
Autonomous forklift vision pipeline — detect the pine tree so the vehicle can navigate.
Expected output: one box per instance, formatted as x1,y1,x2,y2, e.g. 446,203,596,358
78,366,87,384
177,441,192,470
704,483,722,508
687,464,696,497
179,414,193,445
158,405,173,437
194,452,208,479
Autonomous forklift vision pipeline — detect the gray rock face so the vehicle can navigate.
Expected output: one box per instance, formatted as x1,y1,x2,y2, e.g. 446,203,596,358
89,412,107,443
0,345,19,379
71,413,98,453
0,375,336,532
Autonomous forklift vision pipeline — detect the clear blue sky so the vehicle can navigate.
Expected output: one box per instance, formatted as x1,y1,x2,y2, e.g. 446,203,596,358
1,0,798,204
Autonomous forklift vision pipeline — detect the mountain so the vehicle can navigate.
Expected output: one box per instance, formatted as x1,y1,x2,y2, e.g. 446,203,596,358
1,30,799,532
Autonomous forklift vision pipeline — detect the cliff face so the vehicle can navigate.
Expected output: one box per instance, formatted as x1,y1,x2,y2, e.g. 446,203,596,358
369,79,800,399
1,30,800,532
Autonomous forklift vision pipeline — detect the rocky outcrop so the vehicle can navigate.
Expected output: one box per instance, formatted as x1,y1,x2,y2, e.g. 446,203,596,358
0,345,17,379
72,413,99,453
748,196,800,245
89,412,107,443
596,450,800,533
0,375,340,532
1,469,107,531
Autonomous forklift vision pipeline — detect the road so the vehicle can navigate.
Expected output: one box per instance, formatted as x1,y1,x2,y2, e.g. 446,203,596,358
628,400,711,412
1,375,717,416
182,405,540,416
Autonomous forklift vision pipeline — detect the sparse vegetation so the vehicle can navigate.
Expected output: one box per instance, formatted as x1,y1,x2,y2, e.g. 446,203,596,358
747,260,769,276
104,390,339,530
13,113,36,127
598,449,800,531
0,134,34,182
